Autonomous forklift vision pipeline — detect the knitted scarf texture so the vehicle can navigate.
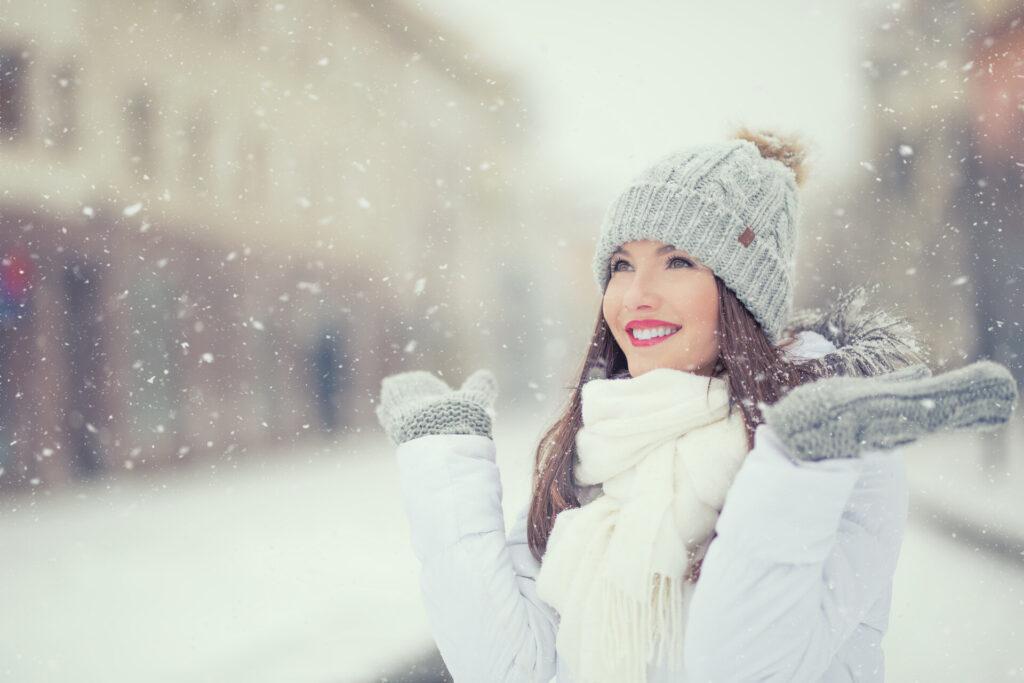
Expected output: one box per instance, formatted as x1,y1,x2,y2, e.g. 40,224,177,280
535,367,750,683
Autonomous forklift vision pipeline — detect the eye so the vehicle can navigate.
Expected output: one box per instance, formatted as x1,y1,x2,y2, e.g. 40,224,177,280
609,255,695,275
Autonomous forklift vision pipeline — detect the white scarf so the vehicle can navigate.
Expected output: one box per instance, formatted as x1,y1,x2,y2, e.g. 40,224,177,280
535,367,750,683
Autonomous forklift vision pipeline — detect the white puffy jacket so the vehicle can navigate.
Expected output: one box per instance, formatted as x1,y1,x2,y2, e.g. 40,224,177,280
394,331,909,682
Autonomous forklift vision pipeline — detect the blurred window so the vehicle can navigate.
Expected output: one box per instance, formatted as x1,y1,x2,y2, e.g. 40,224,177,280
125,88,156,174
239,132,270,203
125,270,183,451
0,49,27,141
47,62,77,152
890,138,916,196
186,107,212,194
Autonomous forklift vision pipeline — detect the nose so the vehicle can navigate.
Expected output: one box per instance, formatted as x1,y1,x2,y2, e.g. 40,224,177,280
622,267,662,310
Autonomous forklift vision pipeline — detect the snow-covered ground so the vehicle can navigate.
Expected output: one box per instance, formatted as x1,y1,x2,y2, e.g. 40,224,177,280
888,415,1024,681
1,409,1021,682
0,428,434,683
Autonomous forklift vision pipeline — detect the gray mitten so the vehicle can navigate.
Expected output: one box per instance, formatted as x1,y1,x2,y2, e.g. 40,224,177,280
763,360,1019,462
375,368,499,446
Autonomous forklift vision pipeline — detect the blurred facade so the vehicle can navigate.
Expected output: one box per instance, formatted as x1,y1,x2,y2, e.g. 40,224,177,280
0,0,575,492
829,1,1023,380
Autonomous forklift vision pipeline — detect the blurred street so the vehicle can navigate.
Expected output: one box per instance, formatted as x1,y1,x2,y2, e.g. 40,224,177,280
1,2,1022,681
2,410,1022,682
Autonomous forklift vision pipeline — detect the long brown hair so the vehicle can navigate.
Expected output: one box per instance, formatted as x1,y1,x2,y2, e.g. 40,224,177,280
526,127,824,581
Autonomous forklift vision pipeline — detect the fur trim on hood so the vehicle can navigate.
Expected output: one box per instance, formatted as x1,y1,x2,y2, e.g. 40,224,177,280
784,284,932,379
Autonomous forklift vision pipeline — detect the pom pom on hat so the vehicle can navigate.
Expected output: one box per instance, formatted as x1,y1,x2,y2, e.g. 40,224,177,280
732,125,810,188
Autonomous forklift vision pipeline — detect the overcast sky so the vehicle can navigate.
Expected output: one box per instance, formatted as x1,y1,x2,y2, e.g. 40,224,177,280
415,0,887,199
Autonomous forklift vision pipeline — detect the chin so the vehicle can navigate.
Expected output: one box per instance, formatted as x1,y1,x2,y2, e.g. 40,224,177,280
627,360,662,376
630,359,705,377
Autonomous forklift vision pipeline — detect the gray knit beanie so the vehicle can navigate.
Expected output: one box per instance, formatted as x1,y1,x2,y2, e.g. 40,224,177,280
592,131,806,345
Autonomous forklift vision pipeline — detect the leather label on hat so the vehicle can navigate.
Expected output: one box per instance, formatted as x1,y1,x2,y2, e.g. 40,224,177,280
738,226,756,247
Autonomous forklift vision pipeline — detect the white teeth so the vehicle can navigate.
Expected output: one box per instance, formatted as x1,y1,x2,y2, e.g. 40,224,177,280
631,326,680,340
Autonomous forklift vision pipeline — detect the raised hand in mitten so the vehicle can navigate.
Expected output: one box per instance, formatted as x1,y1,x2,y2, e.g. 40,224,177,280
375,368,499,446
762,360,1019,463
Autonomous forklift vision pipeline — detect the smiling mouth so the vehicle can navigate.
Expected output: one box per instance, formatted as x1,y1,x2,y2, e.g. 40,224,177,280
627,326,682,347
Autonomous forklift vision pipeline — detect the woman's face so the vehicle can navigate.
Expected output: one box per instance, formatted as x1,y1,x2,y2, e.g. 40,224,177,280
601,240,721,378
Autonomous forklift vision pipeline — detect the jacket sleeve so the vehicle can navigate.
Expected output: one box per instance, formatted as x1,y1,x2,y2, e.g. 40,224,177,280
683,422,909,682
395,433,559,683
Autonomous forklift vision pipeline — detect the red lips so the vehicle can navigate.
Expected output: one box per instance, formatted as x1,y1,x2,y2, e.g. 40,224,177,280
625,319,682,347
625,318,681,332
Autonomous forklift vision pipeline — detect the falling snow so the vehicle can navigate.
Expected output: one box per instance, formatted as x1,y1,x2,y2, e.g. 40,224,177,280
0,2,1019,682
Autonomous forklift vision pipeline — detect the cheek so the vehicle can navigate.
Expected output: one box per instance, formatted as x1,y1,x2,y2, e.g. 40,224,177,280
693,277,719,318
674,279,719,333
697,294,719,326
695,283,720,341
601,291,619,326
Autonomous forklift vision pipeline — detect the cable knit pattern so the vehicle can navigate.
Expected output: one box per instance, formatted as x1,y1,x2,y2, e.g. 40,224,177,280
591,139,799,344
763,360,1019,462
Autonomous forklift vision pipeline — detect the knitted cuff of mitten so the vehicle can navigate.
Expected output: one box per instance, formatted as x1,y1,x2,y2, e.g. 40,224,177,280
385,398,493,446
763,360,1019,462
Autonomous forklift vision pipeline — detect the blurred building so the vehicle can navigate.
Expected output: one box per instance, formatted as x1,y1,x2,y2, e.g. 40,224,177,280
959,2,1024,385
830,1,1022,380
0,0,565,492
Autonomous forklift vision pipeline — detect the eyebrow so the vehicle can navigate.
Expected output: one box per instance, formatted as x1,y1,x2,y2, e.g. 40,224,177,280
613,244,685,257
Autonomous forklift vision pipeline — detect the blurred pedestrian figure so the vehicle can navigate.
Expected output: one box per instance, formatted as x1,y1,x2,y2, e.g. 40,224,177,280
312,329,349,434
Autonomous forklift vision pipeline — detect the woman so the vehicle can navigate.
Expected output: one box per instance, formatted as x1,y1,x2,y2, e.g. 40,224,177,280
375,129,1018,682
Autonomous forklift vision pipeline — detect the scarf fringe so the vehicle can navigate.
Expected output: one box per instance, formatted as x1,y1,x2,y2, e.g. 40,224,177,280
591,571,686,683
